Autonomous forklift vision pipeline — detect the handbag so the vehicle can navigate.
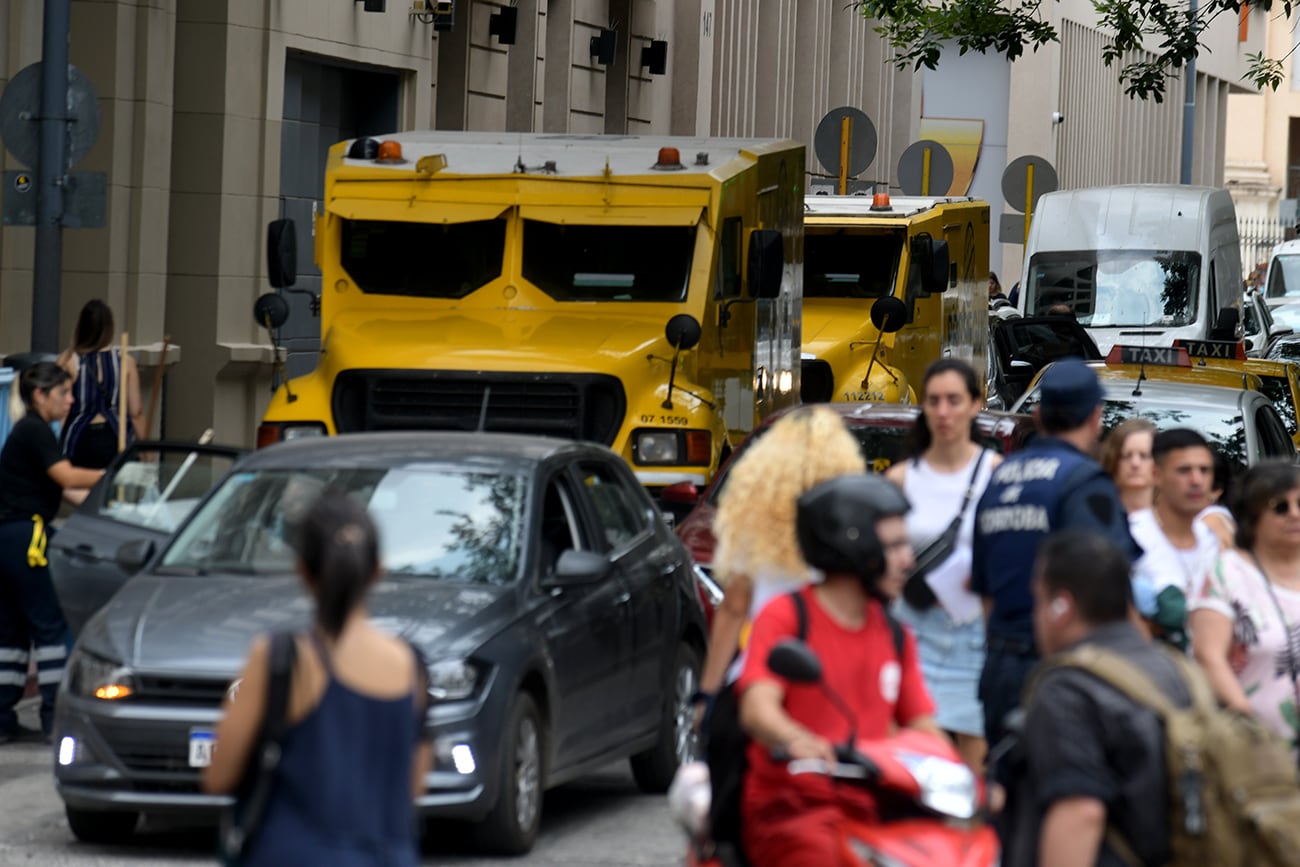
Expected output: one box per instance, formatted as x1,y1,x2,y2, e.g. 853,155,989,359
219,631,297,866
902,450,987,611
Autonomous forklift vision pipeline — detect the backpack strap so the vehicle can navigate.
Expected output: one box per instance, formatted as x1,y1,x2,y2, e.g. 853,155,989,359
1031,643,1214,720
883,608,906,661
264,631,297,741
790,590,808,642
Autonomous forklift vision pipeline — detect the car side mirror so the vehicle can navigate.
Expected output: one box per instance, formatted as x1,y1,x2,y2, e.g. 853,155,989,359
546,549,612,586
747,229,784,300
913,236,950,295
767,639,822,683
116,539,157,576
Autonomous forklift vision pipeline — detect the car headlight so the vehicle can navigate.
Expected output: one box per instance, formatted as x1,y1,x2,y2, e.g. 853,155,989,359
427,659,481,702
66,651,135,701
895,750,979,819
633,429,711,465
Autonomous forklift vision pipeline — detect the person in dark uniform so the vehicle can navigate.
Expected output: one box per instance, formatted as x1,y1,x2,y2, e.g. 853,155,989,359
971,359,1139,752
0,363,105,742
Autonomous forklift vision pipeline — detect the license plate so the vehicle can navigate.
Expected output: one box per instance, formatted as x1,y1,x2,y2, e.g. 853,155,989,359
188,730,215,768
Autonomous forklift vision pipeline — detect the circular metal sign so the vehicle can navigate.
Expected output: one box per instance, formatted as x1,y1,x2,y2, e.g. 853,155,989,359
897,140,955,197
814,107,876,179
1001,155,1058,213
0,62,102,170
13,173,32,193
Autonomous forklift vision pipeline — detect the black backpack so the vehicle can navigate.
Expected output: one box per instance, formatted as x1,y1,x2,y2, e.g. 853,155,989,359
703,592,905,865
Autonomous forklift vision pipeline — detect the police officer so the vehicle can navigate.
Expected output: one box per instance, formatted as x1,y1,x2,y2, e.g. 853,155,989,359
0,363,104,742
971,359,1139,752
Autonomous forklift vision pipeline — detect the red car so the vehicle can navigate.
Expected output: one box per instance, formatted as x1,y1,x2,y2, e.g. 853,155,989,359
668,403,1035,611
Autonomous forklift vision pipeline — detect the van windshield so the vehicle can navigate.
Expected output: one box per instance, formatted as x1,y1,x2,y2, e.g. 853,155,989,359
522,221,695,302
1025,250,1201,327
804,232,902,299
1267,254,1300,300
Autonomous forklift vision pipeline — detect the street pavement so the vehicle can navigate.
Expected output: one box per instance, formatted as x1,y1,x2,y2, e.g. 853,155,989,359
0,701,685,866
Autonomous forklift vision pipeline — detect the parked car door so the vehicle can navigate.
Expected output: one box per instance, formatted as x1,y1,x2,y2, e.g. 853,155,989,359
532,467,633,768
49,441,243,634
571,458,680,739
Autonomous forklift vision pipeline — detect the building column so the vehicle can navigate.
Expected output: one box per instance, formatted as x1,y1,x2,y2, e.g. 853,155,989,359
435,0,471,130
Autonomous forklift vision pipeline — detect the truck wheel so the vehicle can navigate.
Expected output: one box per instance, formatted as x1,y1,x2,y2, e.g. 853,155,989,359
631,643,700,793
473,693,544,854
65,806,139,844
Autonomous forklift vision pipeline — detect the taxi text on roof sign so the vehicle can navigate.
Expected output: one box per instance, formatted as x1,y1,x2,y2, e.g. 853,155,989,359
1172,339,1247,361
1104,345,1191,367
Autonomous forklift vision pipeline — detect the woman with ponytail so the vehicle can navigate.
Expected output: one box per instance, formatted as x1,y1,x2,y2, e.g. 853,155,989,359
203,493,432,866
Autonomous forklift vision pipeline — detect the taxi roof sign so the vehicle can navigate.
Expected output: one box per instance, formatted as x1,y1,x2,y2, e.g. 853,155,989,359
1105,345,1191,367
1172,338,1247,361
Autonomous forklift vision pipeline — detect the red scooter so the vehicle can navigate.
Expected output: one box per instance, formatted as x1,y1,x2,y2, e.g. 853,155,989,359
672,640,999,867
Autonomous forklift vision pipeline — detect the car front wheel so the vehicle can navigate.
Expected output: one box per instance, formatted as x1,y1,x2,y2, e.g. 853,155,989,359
65,806,139,844
630,642,700,793
474,692,544,854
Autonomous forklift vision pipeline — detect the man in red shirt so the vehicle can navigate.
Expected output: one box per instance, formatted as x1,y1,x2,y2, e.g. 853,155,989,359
737,474,941,866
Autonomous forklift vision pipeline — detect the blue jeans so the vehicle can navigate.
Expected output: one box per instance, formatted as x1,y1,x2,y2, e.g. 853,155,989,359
0,520,71,733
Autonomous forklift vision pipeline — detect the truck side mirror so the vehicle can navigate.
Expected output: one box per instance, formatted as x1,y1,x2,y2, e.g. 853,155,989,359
748,229,784,299
267,219,298,288
254,293,291,331
913,236,949,295
869,296,909,334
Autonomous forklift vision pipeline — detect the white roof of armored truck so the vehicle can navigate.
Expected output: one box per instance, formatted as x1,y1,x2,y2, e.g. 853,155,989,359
804,193,981,220
336,131,801,178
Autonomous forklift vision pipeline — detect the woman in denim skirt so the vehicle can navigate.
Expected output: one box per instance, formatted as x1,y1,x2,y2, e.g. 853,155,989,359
885,359,999,772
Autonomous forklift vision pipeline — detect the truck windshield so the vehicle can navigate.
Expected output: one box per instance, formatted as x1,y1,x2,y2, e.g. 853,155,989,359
341,218,507,299
804,232,902,298
1267,254,1300,300
1025,250,1201,327
522,221,694,302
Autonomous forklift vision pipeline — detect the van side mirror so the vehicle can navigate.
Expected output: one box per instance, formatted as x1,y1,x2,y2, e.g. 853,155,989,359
1210,306,1240,341
748,229,784,299
267,219,298,288
913,236,949,295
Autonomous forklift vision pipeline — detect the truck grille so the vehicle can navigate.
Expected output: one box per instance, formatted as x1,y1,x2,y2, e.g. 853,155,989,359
333,371,626,444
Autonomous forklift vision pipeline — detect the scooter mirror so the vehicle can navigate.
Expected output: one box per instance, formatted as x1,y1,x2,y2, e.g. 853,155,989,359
767,639,822,684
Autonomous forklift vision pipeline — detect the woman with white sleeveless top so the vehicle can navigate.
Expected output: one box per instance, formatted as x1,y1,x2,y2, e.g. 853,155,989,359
885,359,1000,772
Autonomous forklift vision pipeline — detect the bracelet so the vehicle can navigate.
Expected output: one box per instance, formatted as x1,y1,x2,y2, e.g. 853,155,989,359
689,690,715,706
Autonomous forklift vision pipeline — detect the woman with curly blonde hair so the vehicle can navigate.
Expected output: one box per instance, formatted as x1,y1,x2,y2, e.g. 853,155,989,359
696,405,868,705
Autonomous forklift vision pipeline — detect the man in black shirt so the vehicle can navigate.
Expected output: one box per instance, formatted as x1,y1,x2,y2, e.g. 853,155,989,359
1002,531,1188,867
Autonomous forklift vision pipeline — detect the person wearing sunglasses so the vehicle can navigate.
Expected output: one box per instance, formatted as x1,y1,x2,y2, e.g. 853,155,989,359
1190,461,1300,757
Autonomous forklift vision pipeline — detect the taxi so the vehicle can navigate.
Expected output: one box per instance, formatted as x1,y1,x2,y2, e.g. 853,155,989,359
1167,339,1300,447
1012,344,1298,470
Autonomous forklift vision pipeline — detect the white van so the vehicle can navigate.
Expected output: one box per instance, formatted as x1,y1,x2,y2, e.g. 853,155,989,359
1264,237,1300,307
1017,185,1243,354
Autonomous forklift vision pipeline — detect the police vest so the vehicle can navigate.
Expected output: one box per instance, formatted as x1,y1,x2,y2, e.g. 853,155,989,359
975,439,1103,643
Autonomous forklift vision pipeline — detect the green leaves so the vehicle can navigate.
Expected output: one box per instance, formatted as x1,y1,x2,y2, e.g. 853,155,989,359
855,0,1289,101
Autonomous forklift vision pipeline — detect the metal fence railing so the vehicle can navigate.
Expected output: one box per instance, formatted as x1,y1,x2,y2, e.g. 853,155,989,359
1239,216,1289,279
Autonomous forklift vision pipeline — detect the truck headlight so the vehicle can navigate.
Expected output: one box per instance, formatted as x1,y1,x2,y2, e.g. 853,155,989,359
427,659,482,702
67,651,135,701
896,751,979,819
633,429,711,465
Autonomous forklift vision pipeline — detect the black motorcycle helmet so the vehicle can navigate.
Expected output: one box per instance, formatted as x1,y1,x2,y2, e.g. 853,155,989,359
796,473,911,597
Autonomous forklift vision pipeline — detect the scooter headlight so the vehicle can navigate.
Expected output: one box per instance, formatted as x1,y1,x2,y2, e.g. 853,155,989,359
896,751,979,819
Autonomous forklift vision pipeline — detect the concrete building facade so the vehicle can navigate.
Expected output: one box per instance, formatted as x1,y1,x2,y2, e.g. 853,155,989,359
0,0,1262,445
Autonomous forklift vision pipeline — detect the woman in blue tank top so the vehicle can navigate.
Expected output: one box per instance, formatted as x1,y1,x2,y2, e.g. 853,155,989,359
56,300,144,469
203,495,433,866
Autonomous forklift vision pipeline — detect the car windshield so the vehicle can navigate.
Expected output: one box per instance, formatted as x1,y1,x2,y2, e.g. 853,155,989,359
160,467,527,583
1270,303,1300,333
341,218,506,299
1018,390,1249,469
522,221,695,302
1025,249,1201,327
1270,339,1300,362
1267,255,1300,300
803,231,902,299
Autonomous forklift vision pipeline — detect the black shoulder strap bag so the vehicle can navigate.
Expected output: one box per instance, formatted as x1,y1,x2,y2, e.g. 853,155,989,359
219,631,297,866
902,449,988,610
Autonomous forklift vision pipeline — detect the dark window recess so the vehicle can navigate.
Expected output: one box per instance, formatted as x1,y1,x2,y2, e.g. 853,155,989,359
522,221,695,302
716,217,743,299
801,359,835,403
804,231,903,299
333,370,626,443
340,218,506,299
